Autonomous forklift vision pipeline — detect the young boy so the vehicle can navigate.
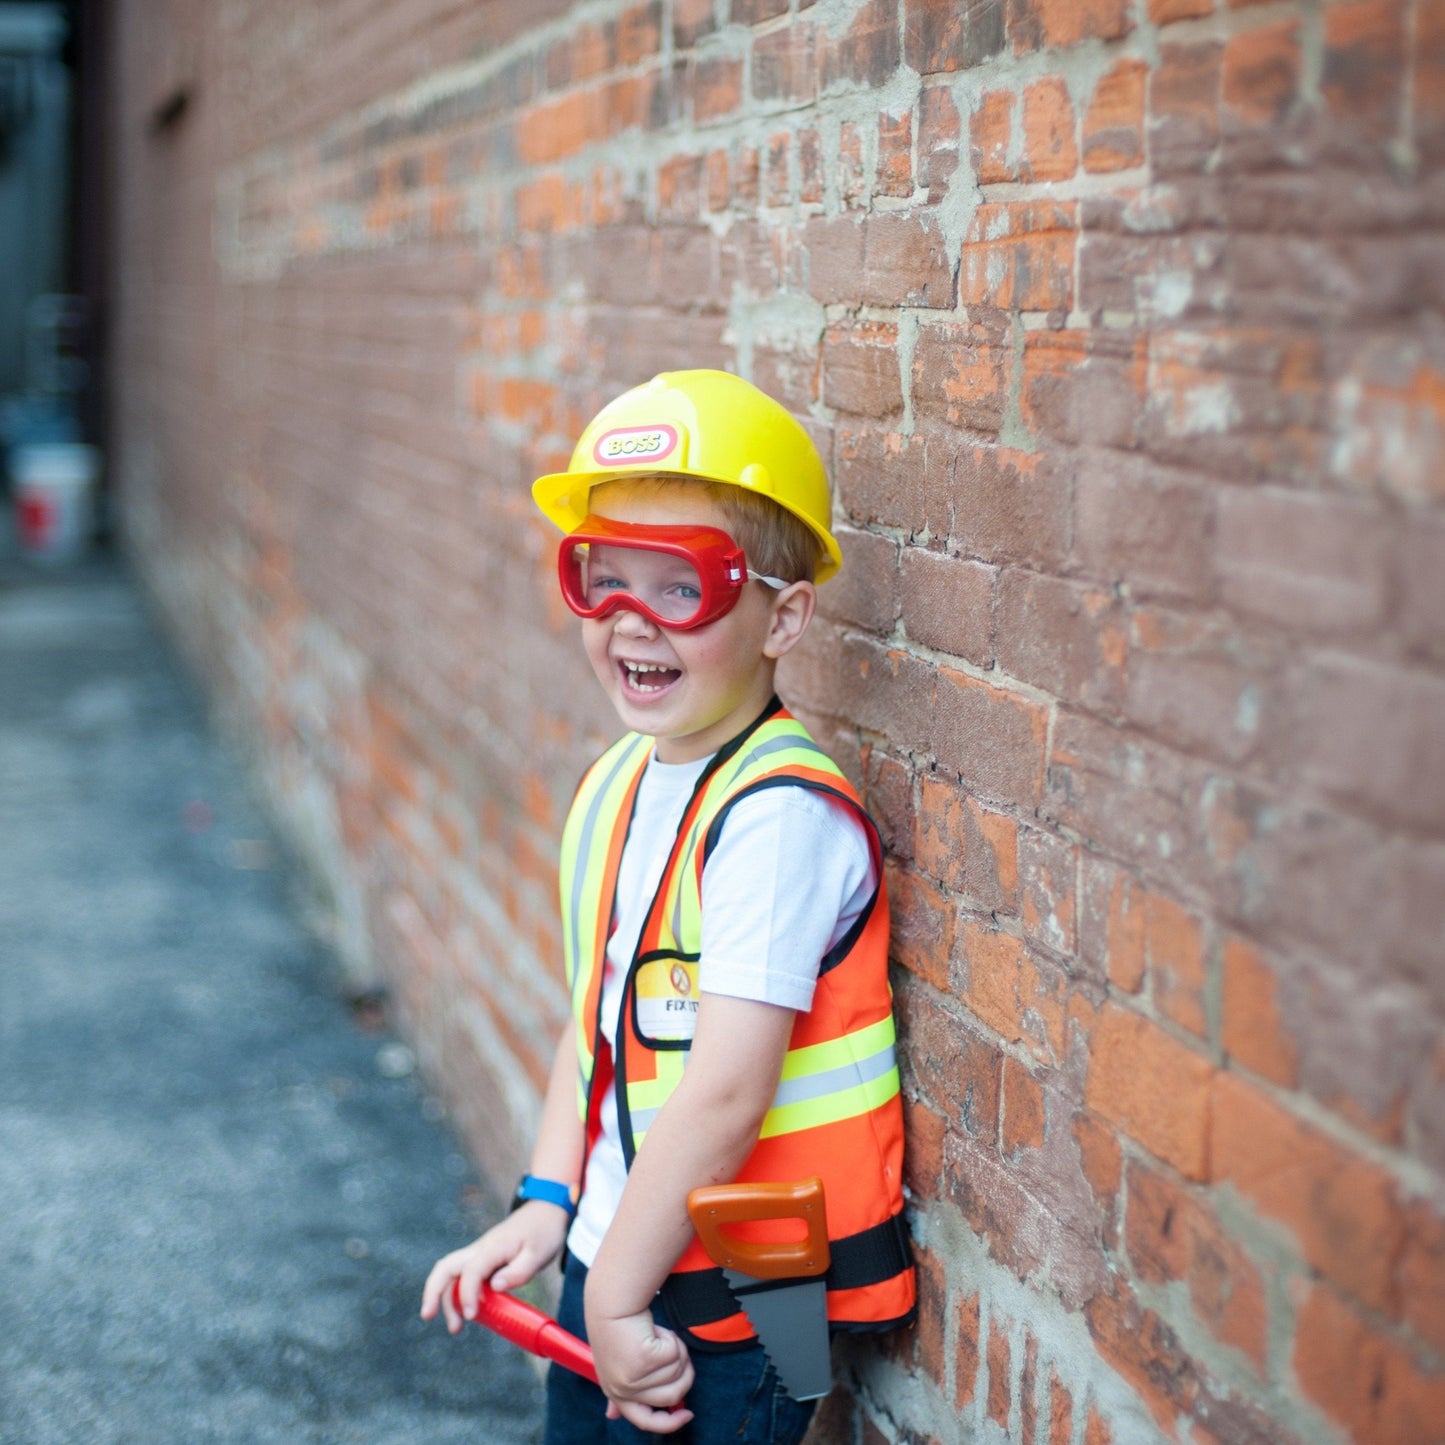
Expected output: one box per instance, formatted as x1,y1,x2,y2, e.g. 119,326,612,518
421,371,914,1442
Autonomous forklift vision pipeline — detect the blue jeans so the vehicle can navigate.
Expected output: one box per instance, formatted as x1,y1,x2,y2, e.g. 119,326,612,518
543,1252,818,1445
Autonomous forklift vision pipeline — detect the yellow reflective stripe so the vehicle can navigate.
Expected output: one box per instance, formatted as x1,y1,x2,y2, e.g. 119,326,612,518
625,1052,687,1139
759,1016,899,1137
778,1015,894,1081
759,1062,899,1139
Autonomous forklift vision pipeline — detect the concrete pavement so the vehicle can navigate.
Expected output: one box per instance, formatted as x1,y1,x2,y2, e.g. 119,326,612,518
0,551,544,1443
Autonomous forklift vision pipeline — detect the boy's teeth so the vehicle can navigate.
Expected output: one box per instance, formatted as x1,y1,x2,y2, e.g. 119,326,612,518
625,662,674,692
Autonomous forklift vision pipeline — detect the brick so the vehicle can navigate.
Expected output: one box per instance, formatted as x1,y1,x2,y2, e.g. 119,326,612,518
1002,1056,1046,1155
995,570,1127,716
1084,58,1146,172
1400,512,1445,667
911,1241,948,1388
912,316,1010,434
797,128,823,204
898,547,994,665
732,0,787,21
1222,20,1301,127
933,666,1049,808
753,23,817,105
1216,487,1389,636
1152,40,1224,174
971,88,1015,184
917,83,960,196
1021,77,1077,181
1212,1071,1404,1312
823,525,899,634
861,746,912,859
1322,0,1406,144
1125,1163,1269,1372
692,54,743,123
1399,1200,1445,1356
1122,611,1275,769
1048,1370,1073,1445
1021,326,1146,449
1221,936,1298,1087
902,1093,945,1202
1084,1403,1113,1445
838,634,936,751
875,108,913,197
820,0,899,89
822,320,903,417
616,1,661,64
1294,1280,1445,1445
902,0,1006,75
1084,1287,1199,1433
896,979,1003,1138
1012,0,1132,49
940,445,1071,571
1282,655,1445,835
1085,1003,1213,1178
961,923,1069,1065
672,0,717,47
834,424,932,534
957,1288,983,1410
1074,451,1215,604
1044,710,1203,888
1073,1110,1123,1247
807,212,953,307
986,1315,1011,1428
764,131,790,206
1018,825,1078,958
1020,1333,1039,1443
913,774,1019,912
889,863,955,989
960,201,1076,313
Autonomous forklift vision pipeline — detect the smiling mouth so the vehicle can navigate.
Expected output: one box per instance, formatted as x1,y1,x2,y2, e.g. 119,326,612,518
621,661,682,694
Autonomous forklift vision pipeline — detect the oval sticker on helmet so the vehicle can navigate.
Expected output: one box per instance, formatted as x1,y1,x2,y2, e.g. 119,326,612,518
593,424,678,468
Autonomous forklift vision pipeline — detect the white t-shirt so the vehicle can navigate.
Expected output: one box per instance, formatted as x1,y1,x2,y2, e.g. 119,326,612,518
566,747,878,1267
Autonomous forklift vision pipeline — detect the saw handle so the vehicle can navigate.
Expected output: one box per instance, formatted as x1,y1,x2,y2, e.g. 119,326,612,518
453,1281,600,1384
687,1178,830,1280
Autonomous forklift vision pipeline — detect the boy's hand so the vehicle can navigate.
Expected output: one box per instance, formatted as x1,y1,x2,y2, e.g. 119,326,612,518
419,1201,570,1333
586,1307,695,1434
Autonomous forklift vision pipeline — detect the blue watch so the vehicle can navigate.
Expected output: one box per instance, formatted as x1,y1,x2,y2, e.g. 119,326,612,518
510,1173,577,1218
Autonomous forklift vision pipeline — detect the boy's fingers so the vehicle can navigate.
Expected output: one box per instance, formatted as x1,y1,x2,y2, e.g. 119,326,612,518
612,1399,694,1435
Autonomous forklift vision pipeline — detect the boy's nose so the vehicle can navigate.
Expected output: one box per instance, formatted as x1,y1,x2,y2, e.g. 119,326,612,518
612,607,660,639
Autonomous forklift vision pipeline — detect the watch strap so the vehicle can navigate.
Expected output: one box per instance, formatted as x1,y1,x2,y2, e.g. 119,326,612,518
510,1173,577,1217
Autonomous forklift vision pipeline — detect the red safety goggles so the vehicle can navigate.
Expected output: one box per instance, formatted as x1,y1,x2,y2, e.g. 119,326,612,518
557,516,786,630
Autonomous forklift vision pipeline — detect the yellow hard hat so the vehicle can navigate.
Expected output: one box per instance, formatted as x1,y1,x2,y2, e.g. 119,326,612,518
532,370,841,583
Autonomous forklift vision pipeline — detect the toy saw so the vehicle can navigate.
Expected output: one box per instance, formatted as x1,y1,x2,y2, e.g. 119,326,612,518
686,1178,832,1401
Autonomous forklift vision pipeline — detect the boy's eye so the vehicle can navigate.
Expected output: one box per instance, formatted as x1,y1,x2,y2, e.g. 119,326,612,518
665,581,703,603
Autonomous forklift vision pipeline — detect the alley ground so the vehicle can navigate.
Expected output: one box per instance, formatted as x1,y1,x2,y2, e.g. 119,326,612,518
0,549,544,1443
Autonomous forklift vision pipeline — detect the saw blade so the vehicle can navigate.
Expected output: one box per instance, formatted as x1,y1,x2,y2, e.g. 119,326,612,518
723,1269,831,1402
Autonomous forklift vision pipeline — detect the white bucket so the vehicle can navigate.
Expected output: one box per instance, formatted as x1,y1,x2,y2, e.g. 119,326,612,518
11,443,100,562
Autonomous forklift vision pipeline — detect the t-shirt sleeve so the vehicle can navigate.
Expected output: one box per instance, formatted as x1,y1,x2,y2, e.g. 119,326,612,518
698,783,878,1014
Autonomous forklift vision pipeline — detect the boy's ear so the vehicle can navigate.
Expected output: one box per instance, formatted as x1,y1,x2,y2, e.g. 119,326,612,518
762,581,818,660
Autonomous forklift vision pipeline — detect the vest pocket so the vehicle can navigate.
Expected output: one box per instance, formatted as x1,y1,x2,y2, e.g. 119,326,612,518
631,949,701,1047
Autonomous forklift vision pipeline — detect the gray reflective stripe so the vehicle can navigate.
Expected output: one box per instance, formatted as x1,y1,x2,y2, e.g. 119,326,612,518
734,733,829,772
567,735,648,986
771,1042,898,1110
631,1103,660,1134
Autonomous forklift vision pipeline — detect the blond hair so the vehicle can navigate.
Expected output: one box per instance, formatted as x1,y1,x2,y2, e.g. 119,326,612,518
588,475,822,583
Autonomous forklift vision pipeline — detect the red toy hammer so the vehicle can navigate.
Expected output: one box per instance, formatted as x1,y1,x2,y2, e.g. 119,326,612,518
452,1281,599,1384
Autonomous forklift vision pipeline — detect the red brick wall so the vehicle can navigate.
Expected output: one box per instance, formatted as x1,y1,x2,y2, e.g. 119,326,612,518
109,1,1444,1440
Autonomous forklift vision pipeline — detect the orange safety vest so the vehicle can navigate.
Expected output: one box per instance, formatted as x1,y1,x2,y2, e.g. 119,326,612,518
560,700,915,1348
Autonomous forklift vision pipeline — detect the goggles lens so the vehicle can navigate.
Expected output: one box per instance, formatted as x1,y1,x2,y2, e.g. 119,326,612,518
558,517,779,630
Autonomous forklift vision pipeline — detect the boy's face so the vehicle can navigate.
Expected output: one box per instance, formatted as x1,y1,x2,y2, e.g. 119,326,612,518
577,484,804,764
